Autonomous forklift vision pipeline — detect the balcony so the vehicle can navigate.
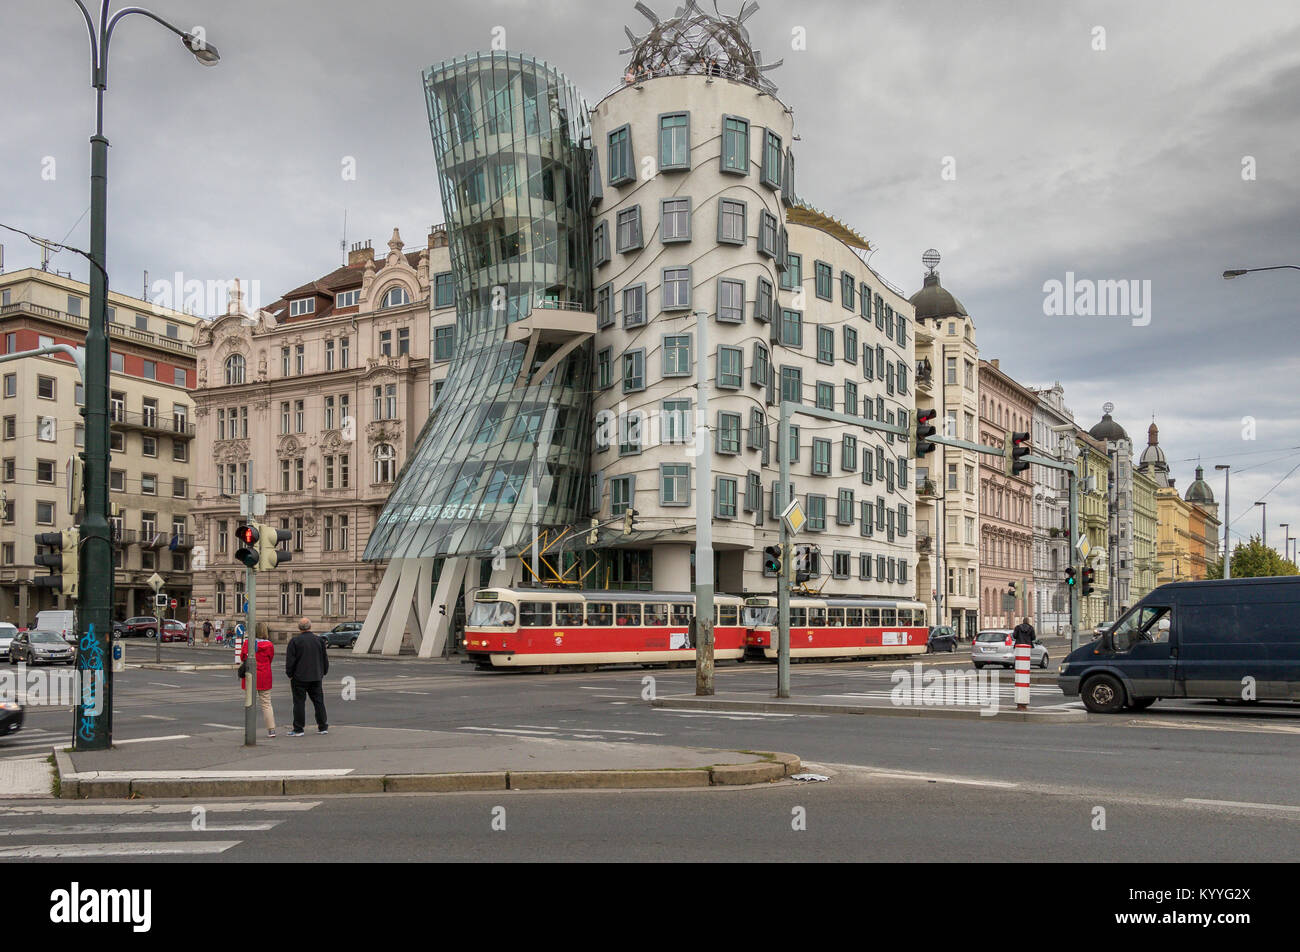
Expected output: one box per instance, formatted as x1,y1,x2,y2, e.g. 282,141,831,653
918,536,933,555
918,479,938,499
915,359,933,392
0,301,195,357
109,406,196,440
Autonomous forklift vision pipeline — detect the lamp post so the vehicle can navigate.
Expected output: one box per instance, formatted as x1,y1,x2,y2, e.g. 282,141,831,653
1254,501,1267,550
1222,266,1300,280
1214,465,1230,579
1281,523,1291,564
67,1,220,751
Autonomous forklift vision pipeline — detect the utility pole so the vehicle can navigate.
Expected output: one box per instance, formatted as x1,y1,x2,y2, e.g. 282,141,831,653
777,400,792,699
693,310,714,696
1216,465,1231,579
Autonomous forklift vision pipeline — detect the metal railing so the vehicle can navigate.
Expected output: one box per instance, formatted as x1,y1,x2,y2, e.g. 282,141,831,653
109,406,195,438
0,300,195,356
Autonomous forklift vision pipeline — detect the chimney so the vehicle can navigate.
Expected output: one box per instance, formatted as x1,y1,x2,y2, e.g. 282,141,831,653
990,358,1000,369
348,240,374,268
428,224,448,249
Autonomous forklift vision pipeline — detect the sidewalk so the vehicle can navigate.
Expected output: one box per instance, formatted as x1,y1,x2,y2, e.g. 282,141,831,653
53,726,801,799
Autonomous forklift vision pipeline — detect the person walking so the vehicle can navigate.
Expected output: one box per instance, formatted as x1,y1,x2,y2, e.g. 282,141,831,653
241,621,277,738
202,619,212,646
285,617,329,737
1013,617,1037,645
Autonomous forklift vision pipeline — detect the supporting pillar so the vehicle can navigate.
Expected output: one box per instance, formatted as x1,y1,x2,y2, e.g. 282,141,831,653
419,557,468,658
354,559,404,654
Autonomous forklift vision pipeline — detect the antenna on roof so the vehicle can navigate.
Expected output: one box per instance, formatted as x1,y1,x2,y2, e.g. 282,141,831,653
341,209,348,267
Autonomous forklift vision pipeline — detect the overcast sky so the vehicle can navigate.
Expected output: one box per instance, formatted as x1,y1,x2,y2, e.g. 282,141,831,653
2,0,1298,555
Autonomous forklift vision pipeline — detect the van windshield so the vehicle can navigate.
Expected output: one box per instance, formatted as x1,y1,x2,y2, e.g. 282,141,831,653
1110,607,1170,651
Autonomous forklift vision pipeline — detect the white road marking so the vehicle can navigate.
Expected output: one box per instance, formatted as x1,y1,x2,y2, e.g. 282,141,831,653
457,727,557,736
0,821,281,836
203,723,240,730
116,734,190,745
1183,798,1300,813
0,800,321,816
136,714,175,721
392,691,432,696
655,709,816,719
147,682,182,688
0,841,241,858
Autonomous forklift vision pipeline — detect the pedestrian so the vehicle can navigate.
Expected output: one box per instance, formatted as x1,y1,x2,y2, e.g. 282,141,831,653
241,621,277,738
202,619,212,646
285,617,329,737
1013,616,1036,645
214,619,225,644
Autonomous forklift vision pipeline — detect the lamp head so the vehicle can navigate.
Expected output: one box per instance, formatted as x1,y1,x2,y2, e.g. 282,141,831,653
182,33,221,66
1222,269,1247,279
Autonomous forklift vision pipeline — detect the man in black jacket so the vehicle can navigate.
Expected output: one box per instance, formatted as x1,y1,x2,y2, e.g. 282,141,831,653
1012,617,1037,645
285,617,329,736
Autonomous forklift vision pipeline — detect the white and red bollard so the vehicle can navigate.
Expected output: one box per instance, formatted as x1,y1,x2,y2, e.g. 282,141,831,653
1014,644,1032,711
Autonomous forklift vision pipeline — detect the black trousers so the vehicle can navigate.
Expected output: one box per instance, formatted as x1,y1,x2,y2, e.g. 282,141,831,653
290,679,328,732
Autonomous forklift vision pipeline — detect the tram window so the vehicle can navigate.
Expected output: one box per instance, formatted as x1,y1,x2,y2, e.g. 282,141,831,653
587,602,613,626
719,605,739,626
469,601,516,628
846,608,862,626
828,608,845,627
881,608,897,626
616,603,642,626
865,608,881,626
520,602,553,627
790,608,807,627
903,609,917,625
809,607,826,626
671,604,693,626
644,603,669,626
556,603,585,626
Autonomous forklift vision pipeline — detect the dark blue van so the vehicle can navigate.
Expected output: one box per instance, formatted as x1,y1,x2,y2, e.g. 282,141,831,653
1058,576,1300,713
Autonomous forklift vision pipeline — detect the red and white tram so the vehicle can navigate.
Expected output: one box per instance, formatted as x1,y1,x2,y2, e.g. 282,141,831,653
742,595,929,660
464,588,747,670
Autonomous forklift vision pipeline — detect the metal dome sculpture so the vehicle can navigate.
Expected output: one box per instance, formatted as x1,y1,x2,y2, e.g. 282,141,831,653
620,0,782,94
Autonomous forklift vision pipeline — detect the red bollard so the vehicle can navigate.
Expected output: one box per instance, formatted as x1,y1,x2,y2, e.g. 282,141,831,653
1014,644,1031,711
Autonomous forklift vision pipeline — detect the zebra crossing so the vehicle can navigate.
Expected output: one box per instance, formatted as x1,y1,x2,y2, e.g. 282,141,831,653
0,726,72,760
0,800,322,859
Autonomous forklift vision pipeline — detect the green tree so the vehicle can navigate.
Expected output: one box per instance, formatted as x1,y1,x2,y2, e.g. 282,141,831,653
1205,535,1299,579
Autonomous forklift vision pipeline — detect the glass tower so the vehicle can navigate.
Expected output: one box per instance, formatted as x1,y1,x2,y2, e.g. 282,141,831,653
365,52,594,560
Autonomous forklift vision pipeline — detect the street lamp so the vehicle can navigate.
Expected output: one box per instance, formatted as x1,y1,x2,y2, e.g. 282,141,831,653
1222,266,1300,279
67,1,221,751
1215,465,1230,579
1254,501,1267,550
1281,523,1292,564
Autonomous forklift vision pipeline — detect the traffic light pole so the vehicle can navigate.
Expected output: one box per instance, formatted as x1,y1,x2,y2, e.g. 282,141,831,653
244,566,257,746
1068,460,1082,651
693,310,714,696
777,400,792,699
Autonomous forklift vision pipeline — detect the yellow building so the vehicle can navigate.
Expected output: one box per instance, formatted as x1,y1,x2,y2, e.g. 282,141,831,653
1132,466,1158,603
1076,431,1110,629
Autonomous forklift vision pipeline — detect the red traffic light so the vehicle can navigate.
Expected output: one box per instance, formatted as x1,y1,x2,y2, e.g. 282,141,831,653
235,524,258,545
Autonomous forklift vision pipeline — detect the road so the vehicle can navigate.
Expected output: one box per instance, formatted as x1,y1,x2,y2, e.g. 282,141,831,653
2,643,1297,861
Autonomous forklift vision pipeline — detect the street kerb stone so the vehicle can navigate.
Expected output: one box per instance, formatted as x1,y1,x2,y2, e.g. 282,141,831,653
284,776,385,795
508,769,712,790
384,772,509,793
710,762,786,785
76,779,131,799
130,777,284,798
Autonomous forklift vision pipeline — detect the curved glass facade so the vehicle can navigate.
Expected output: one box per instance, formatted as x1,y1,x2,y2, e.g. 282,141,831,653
364,52,594,560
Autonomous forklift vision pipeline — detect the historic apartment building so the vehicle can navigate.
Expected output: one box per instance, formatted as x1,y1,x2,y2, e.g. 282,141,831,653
1140,422,1221,583
1029,383,1074,634
977,358,1036,628
0,268,197,624
911,267,980,639
1076,430,1111,629
1086,407,1157,614
189,228,451,638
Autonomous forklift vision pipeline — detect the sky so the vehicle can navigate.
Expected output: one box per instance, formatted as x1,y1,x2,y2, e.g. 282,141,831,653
1,0,1298,557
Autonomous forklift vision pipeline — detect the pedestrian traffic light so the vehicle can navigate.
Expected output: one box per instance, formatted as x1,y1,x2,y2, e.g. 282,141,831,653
911,408,938,459
1081,566,1096,597
1008,580,1018,602
234,523,260,568
33,529,79,598
256,522,293,571
623,507,638,535
1003,430,1031,477
1066,566,1077,588
763,544,783,576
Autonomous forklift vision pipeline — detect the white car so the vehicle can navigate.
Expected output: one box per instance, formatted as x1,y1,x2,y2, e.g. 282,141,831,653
0,623,16,656
971,629,1049,669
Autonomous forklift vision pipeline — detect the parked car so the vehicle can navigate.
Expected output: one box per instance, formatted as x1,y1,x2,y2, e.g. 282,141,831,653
1060,577,1300,713
9,629,76,665
157,620,188,643
120,616,160,638
927,625,959,653
0,623,17,656
35,610,77,644
321,622,362,649
0,702,22,737
971,629,1049,669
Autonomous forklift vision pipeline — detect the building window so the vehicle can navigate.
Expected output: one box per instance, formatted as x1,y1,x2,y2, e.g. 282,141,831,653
815,381,834,410
751,341,770,388
596,282,613,328
616,206,643,253
434,272,455,308
396,328,410,356
716,476,738,519
623,350,645,393
717,411,741,454
806,494,826,531
224,354,245,385
141,436,157,457
340,337,350,368
661,463,690,506
662,266,691,309
37,375,55,399
663,398,691,444
661,198,691,243
622,285,646,328
755,277,773,324
781,252,802,291
757,210,778,258
374,444,396,483
597,347,613,389
608,125,633,185
281,346,291,376
434,325,456,361
610,475,634,516
381,286,410,309
658,112,690,170
718,199,746,245
817,326,834,364
779,309,803,348
811,437,834,476
663,334,691,377
761,129,783,188
618,411,643,456
717,279,744,323
780,366,802,404
289,297,315,317
335,289,359,309
841,272,855,310
814,261,833,300
294,399,305,432
721,115,749,174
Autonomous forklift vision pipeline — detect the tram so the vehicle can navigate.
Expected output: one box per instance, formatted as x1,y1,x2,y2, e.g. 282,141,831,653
742,595,929,660
464,588,748,670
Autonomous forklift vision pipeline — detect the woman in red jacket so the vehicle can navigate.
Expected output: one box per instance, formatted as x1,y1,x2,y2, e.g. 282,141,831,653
241,621,277,738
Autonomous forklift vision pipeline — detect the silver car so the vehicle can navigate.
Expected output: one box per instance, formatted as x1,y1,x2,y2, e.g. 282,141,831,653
971,629,1049,669
0,623,16,656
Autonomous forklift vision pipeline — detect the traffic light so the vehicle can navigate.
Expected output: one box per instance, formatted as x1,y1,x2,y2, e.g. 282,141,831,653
257,522,293,571
1081,566,1096,597
911,408,938,459
234,523,260,568
33,529,79,598
1003,430,1031,477
623,507,638,535
794,544,819,584
1007,580,1018,603
1065,565,1077,589
763,544,783,576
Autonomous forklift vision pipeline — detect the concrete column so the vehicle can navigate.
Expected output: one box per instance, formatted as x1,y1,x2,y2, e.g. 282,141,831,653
652,544,691,591
420,557,467,658
354,559,403,654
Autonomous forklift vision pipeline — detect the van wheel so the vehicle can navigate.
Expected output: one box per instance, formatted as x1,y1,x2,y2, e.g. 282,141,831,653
1128,698,1155,710
1081,675,1126,714
973,661,985,670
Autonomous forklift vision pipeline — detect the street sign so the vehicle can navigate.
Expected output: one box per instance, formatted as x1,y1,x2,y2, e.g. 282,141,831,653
147,573,165,593
1076,535,1091,559
781,499,806,536
169,598,177,609
154,592,167,609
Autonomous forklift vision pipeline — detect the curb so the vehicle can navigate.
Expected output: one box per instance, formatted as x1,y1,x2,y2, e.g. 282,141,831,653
56,751,802,799
651,696,1088,722
132,663,236,672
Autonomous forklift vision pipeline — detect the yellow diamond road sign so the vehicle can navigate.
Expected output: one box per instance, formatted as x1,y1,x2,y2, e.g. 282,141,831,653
781,499,806,536
1076,535,1091,560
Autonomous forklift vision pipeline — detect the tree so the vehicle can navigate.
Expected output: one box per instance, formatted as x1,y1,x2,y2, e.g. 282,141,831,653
1205,535,1298,579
